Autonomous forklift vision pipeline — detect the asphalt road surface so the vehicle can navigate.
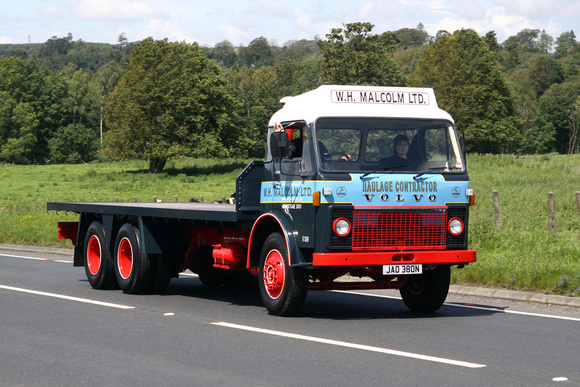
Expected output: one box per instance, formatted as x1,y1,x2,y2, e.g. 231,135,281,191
2,249,579,386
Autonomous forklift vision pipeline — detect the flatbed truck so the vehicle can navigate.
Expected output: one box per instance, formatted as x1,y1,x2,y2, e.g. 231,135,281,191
49,85,476,316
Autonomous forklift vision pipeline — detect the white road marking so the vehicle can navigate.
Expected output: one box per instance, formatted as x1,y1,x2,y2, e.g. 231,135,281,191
54,260,73,263
334,290,580,322
212,322,486,369
0,285,135,310
448,303,580,322
552,377,569,382
2,254,48,261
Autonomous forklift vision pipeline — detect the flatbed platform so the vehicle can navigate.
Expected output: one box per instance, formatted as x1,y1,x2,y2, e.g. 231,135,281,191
47,201,240,223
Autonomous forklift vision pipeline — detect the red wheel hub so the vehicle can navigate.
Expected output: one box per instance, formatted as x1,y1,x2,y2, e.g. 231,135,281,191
117,237,133,280
87,235,101,275
406,275,427,295
263,249,285,299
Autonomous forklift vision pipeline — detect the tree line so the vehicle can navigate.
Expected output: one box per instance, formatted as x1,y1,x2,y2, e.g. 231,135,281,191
0,23,578,172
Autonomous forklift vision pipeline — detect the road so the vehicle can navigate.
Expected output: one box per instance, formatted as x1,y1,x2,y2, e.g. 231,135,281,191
1,249,579,386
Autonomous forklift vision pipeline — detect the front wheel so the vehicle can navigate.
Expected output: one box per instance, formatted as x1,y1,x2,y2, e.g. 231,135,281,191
399,264,450,312
258,232,307,316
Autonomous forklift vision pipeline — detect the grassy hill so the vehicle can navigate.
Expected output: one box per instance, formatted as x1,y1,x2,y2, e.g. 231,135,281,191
1,154,578,295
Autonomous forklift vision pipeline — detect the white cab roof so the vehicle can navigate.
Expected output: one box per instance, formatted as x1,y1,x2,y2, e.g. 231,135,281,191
269,85,454,125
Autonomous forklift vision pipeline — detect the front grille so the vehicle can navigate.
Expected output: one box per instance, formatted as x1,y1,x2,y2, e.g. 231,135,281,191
351,208,447,250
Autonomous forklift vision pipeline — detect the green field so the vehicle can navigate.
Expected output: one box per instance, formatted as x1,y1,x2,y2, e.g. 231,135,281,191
1,154,579,295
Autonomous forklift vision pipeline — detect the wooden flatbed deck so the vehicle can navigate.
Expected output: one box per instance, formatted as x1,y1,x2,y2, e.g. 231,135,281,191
47,201,240,223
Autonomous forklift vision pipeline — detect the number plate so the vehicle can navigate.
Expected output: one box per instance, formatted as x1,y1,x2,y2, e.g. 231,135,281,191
383,264,423,275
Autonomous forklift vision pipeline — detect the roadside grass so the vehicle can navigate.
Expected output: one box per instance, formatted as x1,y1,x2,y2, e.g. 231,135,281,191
459,153,580,295
1,154,579,295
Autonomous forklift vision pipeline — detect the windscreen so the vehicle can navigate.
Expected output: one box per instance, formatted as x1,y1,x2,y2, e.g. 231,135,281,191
315,117,464,174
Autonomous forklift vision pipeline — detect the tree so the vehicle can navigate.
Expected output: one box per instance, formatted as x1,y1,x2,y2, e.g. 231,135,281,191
318,22,406,86
48,123,99,163
503,28,542,52
412,29,519,153
538,30,554,53
484,31,500,52
210,40,238,68
93,61,124,143
0,57,68,163
395,26,430,48
238,37,274,68
538,81,580,153
435,30,451,42
555,31,577,59
104,38,243,173
276,39,321,63
0,102,39,163
521,54,563,97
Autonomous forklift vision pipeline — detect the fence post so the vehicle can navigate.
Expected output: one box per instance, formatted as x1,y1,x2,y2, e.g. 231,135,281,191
548,192,556,237
576,191,580,218
175,195,179,202
492,190,501,229
200,195,204,203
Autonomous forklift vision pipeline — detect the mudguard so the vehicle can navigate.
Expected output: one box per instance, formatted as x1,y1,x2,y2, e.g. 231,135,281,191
248,210,302,267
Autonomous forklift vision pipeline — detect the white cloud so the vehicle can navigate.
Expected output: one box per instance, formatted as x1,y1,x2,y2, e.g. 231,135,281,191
70,0,158,21
21,2,66,22
428,16,473,36
454,0,487,21
486,6,530,41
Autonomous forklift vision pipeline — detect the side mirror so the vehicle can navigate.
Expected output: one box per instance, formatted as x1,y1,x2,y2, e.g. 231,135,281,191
270,131,289,159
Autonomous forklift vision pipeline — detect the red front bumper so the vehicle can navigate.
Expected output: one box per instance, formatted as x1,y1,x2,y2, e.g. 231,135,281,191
312,250,476,267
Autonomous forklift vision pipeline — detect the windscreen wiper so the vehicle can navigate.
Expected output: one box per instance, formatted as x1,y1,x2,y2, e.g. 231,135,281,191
413,167,447,180
360,164,409,179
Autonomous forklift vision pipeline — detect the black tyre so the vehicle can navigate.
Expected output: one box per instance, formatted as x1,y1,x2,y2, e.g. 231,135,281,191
83,221,117,289
148,254,175,294
197,245,225,288
399,264,450,312
258,232,308,316
113,223,152,294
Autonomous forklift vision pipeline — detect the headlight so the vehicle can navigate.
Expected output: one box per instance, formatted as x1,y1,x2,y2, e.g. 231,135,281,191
333,218,351,237
448,217,464,235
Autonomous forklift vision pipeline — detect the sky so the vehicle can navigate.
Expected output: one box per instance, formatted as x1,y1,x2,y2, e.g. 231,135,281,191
0,0,579,47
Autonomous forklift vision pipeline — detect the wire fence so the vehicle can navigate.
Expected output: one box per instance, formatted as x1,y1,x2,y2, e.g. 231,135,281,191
478,190,580,237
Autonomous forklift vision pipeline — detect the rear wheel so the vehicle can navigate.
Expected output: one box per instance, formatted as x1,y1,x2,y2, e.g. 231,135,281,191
83,221,116,289
148,254,175,294
113,223,152,294
258,232,307,316
399,264,450,312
